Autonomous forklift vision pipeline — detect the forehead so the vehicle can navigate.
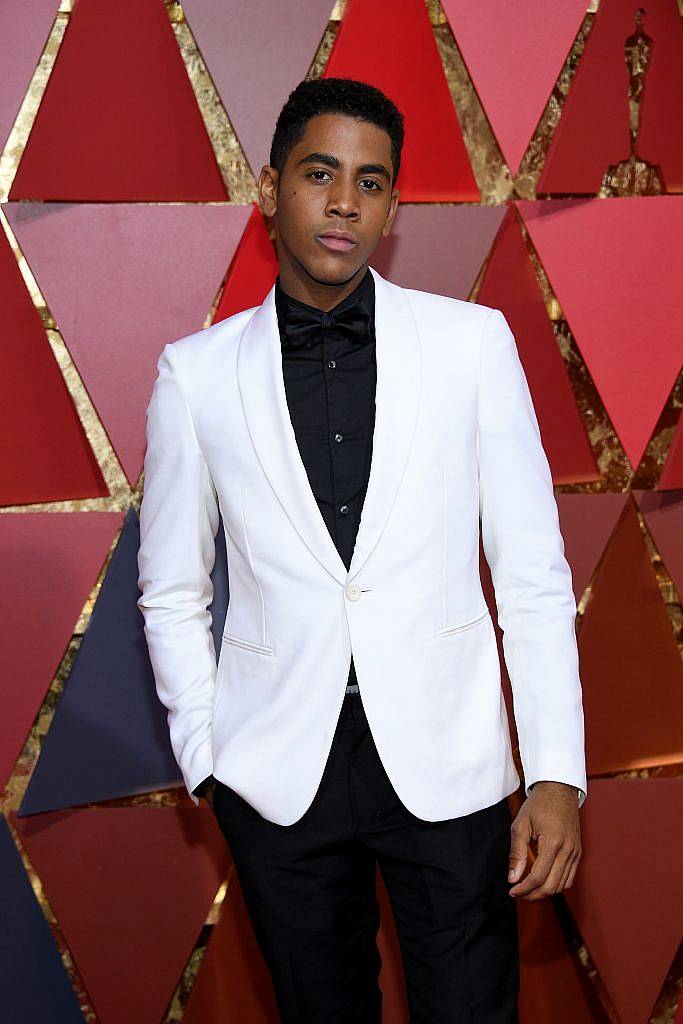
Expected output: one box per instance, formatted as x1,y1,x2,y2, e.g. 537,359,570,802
292,113,392,158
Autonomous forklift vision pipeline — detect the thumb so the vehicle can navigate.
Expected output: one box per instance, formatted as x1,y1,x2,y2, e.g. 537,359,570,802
508,818,529,882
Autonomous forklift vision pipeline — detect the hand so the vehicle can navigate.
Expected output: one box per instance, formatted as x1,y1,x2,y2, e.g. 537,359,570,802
507,782,582,901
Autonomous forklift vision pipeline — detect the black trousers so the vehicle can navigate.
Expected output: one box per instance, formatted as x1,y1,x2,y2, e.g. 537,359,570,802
212,689,520,1023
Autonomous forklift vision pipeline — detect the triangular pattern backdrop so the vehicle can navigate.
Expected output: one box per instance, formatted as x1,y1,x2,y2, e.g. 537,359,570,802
1,0,681,1021
441,0,590,177
9,0,229,201
5,201,251,486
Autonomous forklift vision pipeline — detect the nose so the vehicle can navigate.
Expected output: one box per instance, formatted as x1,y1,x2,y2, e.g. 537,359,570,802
326,178,360,218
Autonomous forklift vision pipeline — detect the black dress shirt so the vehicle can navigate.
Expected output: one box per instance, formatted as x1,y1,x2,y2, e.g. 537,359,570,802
193,267,377,800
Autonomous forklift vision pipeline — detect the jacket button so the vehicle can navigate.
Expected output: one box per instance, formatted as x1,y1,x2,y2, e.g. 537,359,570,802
345,583,361,601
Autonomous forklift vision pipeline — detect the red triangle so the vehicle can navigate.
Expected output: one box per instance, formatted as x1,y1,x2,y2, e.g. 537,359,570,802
477,208,599,484
516,897,604,1023
555,493,629,602
539,0,683,194
565,779,683,1024
7,202,248,488
441,0,588,177
10,0,227,201
1,512,121,793
14,806,230,1024
578,497,683,777
518,197,683,471
180,0,334,184
324,0,479,201
371,203,506,297
213,205,278,322
0,228,107,504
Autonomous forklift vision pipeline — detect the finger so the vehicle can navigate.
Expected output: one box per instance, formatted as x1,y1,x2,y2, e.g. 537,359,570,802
520,852,569,901
508,834,529,884
528,841,573,900
508,817,531,883
510,834,565,899
558,852,576,891
563,854,580,890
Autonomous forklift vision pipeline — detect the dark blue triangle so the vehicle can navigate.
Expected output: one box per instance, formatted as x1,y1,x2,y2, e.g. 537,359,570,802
19,507,229,814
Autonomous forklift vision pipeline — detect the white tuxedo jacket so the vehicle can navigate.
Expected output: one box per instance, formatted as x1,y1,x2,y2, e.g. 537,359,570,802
137,265,587,824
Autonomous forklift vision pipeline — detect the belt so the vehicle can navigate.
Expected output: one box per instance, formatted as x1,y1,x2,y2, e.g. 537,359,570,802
345,683,360,694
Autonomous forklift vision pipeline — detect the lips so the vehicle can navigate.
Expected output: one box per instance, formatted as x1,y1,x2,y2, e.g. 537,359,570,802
317,233,358,253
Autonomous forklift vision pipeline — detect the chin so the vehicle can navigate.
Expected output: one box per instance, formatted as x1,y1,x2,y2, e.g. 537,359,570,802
304,255,365,285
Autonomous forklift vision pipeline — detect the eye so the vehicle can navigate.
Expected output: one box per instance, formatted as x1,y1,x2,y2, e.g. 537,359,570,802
360,179,382,191
308,170,332,181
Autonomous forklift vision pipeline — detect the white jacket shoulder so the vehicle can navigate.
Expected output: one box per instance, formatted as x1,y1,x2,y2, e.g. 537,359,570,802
163,305,259,371
402,283,500,333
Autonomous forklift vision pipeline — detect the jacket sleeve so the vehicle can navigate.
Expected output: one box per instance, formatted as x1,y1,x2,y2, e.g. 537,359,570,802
477,308,587,808
137,342,220,806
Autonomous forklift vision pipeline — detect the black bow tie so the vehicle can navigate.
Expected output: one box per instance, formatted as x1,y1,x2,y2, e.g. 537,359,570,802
282,295,372,350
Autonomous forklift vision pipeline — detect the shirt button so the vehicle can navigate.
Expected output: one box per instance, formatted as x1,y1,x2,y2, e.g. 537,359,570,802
335,433,343,443
339,504,349,514
345,583,361,601
328,359,336,369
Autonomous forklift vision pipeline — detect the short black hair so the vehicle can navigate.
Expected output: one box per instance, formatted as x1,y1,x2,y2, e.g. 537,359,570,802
269,77,405,188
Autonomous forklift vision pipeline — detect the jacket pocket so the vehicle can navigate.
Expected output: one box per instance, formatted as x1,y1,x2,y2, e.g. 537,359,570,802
436,607,490,638
222,630,274,656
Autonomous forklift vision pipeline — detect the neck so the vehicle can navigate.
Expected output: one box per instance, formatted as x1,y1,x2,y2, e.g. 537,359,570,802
276,261,369,311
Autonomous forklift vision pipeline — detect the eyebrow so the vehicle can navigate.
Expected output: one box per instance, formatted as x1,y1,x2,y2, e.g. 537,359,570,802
296,151,391,183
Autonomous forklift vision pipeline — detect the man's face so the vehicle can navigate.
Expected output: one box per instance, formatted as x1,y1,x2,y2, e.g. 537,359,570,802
259,113,399,290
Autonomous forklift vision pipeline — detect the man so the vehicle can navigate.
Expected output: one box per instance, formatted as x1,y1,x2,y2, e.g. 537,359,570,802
137,77,587,1022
